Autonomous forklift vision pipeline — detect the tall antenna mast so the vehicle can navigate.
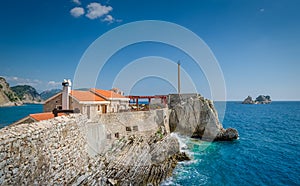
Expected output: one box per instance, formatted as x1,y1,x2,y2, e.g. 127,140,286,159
178,61,181,94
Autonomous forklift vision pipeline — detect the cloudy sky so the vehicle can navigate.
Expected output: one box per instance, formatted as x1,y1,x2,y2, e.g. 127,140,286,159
0,0,299,100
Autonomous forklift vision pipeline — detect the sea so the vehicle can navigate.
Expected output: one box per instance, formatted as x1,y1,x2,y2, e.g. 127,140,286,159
0,104,42,128
0,102,299,185
162,101,300,186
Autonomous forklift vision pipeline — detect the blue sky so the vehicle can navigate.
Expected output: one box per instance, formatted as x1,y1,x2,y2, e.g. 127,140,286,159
0,0,299,100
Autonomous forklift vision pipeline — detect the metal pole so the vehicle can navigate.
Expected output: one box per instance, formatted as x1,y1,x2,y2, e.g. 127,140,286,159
178,61,181,94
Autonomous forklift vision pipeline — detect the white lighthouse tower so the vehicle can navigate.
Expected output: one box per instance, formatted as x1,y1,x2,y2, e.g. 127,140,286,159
62,79,71,110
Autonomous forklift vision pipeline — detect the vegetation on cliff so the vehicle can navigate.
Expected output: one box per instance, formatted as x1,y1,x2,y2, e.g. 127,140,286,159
0,76,63,106
0,77,22,106
11,85,42,103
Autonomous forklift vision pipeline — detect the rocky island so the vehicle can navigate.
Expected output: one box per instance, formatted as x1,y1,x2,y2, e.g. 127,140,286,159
242,95,271,104
0,93,238,185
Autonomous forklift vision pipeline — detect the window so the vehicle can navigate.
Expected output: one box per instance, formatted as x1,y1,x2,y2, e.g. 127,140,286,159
133,126,138,131
97,105,100,111
115,133,119,138
126,127,131,131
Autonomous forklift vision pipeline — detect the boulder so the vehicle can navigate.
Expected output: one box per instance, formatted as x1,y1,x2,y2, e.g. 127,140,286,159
168,94,238,141
255,95,271,104
242,96,254,104
214,128,239,141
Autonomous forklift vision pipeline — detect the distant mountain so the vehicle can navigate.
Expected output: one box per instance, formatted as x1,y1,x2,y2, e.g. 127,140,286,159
11,85,42,103
0,77,22,106
40,89,61,100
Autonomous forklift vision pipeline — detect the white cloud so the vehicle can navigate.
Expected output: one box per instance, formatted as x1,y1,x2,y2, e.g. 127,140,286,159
4,76,42,87
102,15,114,23
47,81,61,87
72,0,81,5
70,7,85,17
86,2,112,20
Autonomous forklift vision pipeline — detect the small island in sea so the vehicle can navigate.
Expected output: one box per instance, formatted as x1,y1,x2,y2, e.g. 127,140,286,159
242,95,272,104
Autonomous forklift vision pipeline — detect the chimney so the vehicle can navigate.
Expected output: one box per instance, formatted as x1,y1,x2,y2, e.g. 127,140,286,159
62,79,71,110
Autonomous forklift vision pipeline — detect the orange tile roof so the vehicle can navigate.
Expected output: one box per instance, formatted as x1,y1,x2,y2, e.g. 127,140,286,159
70,90,107,102
29,112,65,121
90,88,127,99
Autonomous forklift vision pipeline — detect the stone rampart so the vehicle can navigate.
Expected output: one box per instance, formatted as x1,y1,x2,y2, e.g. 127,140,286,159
0,108,176,185
0,114,89,185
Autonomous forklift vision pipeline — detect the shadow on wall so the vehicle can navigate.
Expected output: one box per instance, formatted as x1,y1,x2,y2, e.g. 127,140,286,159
85,108,170,156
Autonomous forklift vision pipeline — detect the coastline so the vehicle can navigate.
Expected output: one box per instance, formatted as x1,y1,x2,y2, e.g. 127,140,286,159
0,102,43,108
2,98,298,184
0,104,43,128
161,101,300,185
0,94,238,185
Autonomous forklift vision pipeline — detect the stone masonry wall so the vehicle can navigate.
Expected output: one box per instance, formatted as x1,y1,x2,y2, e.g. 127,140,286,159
43,94,62,112
0,109,173,185
0,114,89,185
85,108,170,156
100,108,170,137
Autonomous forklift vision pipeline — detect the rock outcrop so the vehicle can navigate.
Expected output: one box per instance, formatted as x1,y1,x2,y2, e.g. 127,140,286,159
168,94,239,141
255,95,271,104
0,77,22,107
242,95,271,104
242,96,254,104
75,135,189,186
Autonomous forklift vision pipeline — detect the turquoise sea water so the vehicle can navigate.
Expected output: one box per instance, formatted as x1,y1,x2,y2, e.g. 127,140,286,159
162,101,300,186
0,104,43,128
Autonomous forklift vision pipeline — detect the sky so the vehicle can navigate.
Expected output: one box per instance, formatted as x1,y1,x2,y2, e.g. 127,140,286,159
0,0,299,100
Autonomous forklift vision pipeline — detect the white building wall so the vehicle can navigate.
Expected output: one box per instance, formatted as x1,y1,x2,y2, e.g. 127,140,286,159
108,100,129,113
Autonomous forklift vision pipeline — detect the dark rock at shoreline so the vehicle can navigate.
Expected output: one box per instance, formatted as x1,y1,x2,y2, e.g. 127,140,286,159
174,152,191,161
214,128,239,141
168,94,239,141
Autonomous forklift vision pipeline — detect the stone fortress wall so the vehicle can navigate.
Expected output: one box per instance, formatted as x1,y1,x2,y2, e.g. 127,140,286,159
87,108,169,156
0,115,88,185
0,108,170,185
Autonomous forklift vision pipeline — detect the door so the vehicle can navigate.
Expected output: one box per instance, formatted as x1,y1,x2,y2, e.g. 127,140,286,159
87,106,91,118
101,105,107,114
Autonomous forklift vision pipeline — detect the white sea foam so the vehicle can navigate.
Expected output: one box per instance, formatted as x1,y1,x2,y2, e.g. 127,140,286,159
171,133,188,151
160,178,181,186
